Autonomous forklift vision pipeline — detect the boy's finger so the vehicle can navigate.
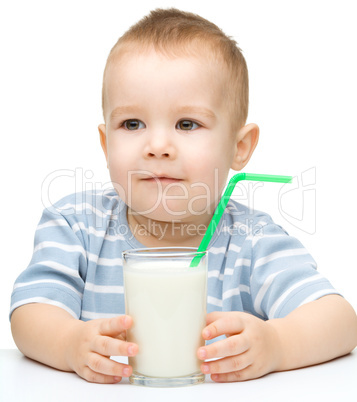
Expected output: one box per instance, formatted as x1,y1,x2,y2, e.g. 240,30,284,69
201,352,252,376
205,311,246,325
92,335,138,357
197,334,248,360
210,364,256,383
202,315,244,339
99,315,132,336
81,366,123,384
205,311,230,325
86,353,133,379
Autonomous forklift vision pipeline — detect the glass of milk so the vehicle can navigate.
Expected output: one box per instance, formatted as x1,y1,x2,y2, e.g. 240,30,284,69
123,247,207,387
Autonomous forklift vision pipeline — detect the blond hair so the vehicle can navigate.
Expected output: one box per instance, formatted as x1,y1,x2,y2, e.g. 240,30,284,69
102,8,249,129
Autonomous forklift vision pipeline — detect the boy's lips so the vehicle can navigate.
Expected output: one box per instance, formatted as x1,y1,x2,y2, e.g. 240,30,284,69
141,174,183,184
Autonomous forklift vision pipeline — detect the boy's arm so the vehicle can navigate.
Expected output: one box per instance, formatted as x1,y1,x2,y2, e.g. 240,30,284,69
198,295,357,382
11,303,80,371
267,294,357,370
11,303,138,383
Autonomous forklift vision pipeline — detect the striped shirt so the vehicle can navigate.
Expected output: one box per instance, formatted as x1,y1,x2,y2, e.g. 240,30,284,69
10,189,339,322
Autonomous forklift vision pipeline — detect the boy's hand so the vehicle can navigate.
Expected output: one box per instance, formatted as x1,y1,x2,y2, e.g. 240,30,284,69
197,311,281,382
66,315,138,384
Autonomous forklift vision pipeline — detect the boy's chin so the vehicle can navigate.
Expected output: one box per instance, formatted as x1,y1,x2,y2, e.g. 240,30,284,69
130,205,208,224
131,208,190,223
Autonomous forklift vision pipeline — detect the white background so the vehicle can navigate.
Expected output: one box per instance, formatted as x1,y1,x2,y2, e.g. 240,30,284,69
1,0,356,348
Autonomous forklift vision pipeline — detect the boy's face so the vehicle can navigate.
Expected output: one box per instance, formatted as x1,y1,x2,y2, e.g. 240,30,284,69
100,48,252,224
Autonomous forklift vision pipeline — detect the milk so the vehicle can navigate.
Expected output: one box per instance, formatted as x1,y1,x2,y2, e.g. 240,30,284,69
124,260,207,378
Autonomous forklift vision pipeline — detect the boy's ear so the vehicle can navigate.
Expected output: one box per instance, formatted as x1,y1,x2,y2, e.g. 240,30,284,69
98,124,109,167
231,123,259,171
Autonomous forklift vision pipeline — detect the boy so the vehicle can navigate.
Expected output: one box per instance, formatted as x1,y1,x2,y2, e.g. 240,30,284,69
10,8,357,384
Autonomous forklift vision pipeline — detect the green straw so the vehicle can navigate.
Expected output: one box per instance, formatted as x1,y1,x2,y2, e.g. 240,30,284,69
190,173,292,267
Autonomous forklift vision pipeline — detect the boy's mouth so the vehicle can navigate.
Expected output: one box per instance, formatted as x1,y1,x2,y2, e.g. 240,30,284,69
141,174,183,184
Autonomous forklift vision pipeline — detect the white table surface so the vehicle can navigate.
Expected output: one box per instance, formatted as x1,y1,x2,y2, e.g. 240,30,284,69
0,348,356,402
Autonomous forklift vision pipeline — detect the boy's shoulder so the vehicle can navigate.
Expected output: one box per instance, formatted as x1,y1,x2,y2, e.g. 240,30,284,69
47,189,121,213
41,189,126,229
224,199,285,235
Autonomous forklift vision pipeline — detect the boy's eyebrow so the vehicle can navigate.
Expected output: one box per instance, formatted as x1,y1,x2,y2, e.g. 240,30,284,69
176,106,216,120
109,105,142,121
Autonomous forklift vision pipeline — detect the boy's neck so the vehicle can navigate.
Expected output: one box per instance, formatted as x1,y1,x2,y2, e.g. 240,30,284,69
127,209,212,248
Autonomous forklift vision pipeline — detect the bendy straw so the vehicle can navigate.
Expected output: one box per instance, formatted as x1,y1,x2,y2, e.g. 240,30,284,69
190,173,292,267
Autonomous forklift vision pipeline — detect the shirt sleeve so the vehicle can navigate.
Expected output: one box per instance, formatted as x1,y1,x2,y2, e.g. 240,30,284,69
10,203,86,320
249,223,341,319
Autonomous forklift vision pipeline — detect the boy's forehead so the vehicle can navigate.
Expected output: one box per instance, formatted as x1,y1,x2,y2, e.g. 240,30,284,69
104,47,229,108
104,44,229,94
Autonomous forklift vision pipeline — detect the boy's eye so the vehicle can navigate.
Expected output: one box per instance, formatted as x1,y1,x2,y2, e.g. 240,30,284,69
176,120,199,131
123,119,145,130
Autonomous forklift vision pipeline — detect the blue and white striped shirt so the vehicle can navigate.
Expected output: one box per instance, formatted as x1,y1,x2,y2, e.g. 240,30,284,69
10,189,339,322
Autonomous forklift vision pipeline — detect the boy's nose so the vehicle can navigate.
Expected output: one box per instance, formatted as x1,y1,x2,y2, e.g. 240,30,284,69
144,131,176,159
